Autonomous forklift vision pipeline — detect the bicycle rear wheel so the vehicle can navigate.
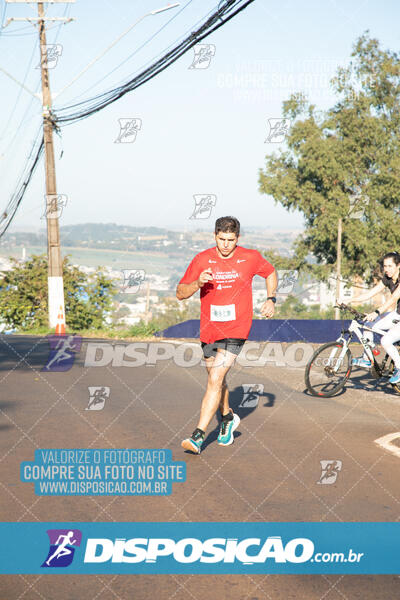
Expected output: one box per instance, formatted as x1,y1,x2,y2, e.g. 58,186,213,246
305,341,352,397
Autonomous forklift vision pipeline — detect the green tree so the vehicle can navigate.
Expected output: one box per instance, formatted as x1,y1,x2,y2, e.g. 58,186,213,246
277,295,335,319
152,297,200,329
260,248,299,270
259,33,400,283
0,254,117,331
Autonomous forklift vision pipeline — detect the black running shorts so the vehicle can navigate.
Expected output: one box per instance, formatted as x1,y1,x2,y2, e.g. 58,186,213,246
201,338,246,359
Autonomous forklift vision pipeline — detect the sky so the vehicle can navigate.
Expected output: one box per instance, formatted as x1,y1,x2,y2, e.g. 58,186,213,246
0,0,399,235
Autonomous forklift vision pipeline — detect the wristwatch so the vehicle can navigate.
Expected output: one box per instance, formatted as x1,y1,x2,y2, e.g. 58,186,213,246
267,296,277,303
374,309,380,316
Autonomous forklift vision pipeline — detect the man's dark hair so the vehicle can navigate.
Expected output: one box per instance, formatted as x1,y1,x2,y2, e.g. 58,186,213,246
382,251,400,265
215,216,240,236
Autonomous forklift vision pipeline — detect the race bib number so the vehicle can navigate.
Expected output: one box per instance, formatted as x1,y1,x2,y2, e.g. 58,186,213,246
210,304,236,322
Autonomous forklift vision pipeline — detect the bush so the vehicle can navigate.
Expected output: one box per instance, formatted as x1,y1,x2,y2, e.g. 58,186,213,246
0,254,117,331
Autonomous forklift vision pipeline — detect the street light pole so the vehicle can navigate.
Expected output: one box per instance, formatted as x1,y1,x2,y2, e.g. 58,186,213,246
55,3,180,100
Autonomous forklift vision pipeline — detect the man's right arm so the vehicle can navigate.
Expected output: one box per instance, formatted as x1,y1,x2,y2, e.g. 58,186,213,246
176,280,200,300
176,269,213,300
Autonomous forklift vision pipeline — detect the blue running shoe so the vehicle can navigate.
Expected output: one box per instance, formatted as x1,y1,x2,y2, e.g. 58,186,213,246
351,357,371,368
389,368,400,384
181,428,204,454
217,411,240,446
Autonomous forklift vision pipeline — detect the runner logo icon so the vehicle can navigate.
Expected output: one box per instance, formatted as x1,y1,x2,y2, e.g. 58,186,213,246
42,335,82,372
188,44,216,69
265,118,291,143
41,529,82,568
42,194,68,220
115,118,142,143
121,269,145,294
36,44,63,69
239,384,264,408
189,194,217,220
317,460,342,485
86,386,110,411
277,270,299,294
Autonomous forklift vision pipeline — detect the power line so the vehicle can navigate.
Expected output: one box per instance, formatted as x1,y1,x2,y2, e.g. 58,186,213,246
0,1,8,36
108,1,217,89
1,24,36,35
0,2,70,169
0,37,39,146
0,130,43,237
55,0,256,124
64,0,196,104
0,1,70,234
0,0,256,237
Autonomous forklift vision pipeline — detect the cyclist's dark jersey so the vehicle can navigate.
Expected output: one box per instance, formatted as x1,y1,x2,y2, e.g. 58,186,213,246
382,274,400,314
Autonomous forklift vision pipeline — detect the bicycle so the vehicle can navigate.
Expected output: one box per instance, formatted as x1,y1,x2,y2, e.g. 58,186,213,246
305,303,400,397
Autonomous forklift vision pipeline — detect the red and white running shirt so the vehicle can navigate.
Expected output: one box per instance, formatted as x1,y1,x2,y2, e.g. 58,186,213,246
179,246,275,343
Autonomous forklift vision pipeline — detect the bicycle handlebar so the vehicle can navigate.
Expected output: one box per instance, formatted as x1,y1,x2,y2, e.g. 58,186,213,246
334,302,367,321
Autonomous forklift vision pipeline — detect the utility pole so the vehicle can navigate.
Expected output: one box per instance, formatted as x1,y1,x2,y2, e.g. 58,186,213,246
4,0,179,327
38,1,63,329
335,217,342,320
144,281,151,324
5,0,74,329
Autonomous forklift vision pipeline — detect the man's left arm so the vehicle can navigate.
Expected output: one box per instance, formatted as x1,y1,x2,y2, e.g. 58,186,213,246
260,269,278,319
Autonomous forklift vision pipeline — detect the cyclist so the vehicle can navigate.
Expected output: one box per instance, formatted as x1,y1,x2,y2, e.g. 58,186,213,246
341,252,400,383
176,216,277,454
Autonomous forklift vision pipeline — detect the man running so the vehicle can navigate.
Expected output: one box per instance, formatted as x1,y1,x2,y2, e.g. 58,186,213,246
342,251,400,383
176,216,277,454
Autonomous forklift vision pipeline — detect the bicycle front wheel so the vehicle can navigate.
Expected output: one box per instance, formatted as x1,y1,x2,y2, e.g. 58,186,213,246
305,341,352,397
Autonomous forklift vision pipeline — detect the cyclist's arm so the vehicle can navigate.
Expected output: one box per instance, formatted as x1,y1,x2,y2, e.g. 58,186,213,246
346,281,385,304
376,284,400,314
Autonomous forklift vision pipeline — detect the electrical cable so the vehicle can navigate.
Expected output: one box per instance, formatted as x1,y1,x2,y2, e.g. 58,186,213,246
55,0,256,124
0,2,70,237
0,38,39,147
0,2,69,165
0,131,44,237
0,1,7,37
0,0,256,236
64,0,196,104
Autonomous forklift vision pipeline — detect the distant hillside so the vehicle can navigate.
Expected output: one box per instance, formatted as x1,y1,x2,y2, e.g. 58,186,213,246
1,223,180,250
60,223,173,244
0,223,298,264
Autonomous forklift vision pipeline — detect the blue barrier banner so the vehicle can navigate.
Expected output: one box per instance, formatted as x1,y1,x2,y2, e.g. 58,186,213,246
0,522,398,574
157,319,353,343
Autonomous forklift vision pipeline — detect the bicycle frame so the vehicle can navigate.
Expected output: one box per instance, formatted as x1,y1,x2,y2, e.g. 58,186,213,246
329,320,391,373
305,304,400,396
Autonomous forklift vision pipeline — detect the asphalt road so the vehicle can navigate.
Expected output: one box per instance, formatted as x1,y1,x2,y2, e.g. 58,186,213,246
0,335,399,599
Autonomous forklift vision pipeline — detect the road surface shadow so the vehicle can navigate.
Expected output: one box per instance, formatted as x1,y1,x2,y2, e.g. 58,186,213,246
0,401,19,412
0,335,59,373
346,368,400,395
201,385,276,451
303,367,400,399
0,423,13,432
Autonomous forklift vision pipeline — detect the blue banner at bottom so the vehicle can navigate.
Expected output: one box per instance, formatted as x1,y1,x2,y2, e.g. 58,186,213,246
0,522,398,574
